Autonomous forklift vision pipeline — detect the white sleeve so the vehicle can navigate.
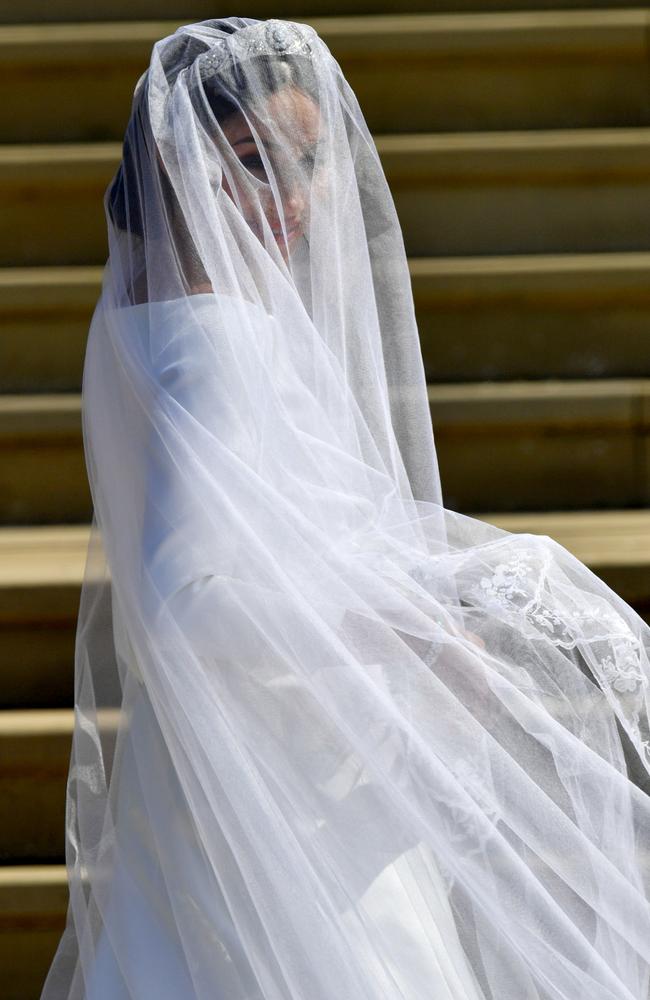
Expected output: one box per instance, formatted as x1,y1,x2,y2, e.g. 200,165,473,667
140,297,261,624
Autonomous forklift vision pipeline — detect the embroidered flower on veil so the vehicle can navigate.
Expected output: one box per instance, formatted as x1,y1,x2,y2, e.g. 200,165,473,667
467,539,650,765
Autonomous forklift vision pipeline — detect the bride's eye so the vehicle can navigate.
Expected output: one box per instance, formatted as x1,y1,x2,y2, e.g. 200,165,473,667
240,153,269,181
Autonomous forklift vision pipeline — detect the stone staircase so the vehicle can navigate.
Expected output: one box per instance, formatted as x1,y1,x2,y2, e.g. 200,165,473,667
1,3,650,996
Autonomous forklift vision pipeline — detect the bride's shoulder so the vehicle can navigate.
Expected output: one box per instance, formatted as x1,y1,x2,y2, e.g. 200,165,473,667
115,291,274,374
119,291,269,327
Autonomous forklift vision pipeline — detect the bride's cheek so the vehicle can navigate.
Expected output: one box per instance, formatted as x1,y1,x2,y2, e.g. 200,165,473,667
218,179,258,233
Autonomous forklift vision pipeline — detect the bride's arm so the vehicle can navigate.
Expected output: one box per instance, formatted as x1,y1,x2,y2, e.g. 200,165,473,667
139,298,261,648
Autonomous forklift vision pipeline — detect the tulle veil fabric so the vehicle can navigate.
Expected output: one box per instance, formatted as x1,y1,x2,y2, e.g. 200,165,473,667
40,16,650,1000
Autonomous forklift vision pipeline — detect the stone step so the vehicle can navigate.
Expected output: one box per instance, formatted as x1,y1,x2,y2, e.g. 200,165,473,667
412,252,650,383
430,378,650,513
2,12,650,141
0,705,125,862
0,395,87,524
380,128,650,257
0,525,86,708
0,267,97,393
0,865,67,1000
0,379,648,525
3,128,650,266
0,710,74,863
4,254,649,392
1,510,650,710
1,0,646,25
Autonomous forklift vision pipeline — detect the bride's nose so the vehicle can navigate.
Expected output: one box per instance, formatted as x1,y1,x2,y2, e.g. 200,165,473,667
278,171,306,213
282,186,305,218
263,181,305,227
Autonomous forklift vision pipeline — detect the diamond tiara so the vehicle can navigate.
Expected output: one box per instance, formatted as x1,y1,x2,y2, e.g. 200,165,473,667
198,20,314,82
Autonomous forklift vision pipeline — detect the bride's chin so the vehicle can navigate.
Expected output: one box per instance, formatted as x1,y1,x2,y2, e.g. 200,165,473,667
276,230,304,260
274,224,302,246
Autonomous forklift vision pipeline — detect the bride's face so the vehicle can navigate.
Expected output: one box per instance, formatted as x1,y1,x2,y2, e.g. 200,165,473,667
220,85,321,260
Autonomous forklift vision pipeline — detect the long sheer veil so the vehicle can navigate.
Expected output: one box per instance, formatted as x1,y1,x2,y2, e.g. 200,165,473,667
41,17,650,1000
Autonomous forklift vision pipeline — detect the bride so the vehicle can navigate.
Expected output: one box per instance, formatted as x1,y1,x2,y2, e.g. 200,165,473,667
40,16,650,1000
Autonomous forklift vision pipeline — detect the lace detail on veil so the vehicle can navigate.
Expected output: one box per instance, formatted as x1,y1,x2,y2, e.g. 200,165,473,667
468,538,650,765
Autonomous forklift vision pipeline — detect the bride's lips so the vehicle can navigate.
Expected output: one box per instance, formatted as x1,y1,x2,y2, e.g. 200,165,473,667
247,216,303,247
271,217,302,242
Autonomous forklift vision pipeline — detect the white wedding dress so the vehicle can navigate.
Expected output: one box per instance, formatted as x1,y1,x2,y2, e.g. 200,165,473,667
43,277,650,999
82,294,484,1000
85,663,485,1000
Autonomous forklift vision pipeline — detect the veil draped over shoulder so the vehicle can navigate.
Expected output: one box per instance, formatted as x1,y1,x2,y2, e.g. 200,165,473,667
41,17,650,1000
